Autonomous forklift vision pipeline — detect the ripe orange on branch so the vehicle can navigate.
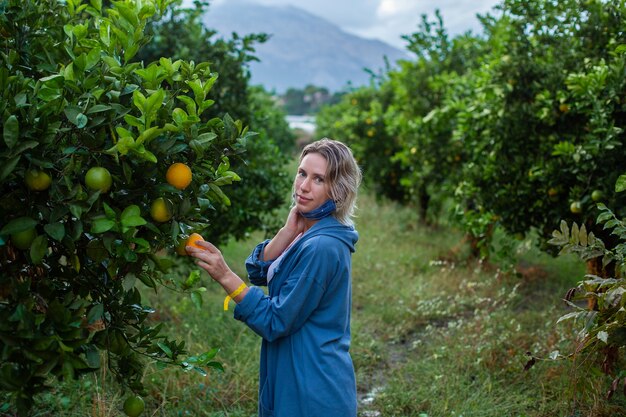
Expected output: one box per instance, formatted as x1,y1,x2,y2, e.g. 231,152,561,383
166,163,192,190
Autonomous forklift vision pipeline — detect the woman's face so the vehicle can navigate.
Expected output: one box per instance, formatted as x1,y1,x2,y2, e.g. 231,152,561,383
294,152,330,213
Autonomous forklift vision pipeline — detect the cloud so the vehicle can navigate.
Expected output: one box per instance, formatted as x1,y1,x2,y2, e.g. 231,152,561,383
351,0,500,48
192,0,500,49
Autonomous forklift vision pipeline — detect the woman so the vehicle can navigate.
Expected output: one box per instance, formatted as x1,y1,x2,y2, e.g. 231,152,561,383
187,138,362,417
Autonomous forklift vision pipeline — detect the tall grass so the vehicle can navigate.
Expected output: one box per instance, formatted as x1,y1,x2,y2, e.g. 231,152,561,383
18,191,626,416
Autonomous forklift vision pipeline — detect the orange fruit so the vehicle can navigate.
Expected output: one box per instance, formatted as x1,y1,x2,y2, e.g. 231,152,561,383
570,201,582,214
25,169,52,191
166,163,192,190
591,190,604,202
85,167,112,193
150,198,172,222
186,233,205,250
11,228,37,250
123,394,145,417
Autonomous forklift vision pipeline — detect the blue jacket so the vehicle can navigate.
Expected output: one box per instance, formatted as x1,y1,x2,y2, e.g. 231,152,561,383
234,215,358,417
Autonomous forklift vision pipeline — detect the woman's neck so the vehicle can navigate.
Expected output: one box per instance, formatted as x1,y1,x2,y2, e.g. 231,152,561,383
302,218,318,233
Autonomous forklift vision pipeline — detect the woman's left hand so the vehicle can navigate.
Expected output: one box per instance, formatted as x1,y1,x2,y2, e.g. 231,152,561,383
186,241,236,284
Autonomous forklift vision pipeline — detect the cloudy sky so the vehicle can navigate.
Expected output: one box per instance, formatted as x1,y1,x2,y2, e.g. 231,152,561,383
206,0,502,49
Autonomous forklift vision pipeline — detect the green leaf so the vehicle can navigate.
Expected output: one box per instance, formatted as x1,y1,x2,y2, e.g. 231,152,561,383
0,155,20,181
44,223,66,241
30,235,48,264
184,270,201,289
39,74,65,88
616,174,626,193
85,47,101,70
0,217,37,235
84,345,101,368
91,218,116,233
75,113,88,129
190,290,203,309
86,304,104,324
120,205,146,227
86,104,112,114
137,272,157,289
206,361,224,372
172,108,188,126
208,183,231,206
157,342,173,358
103,202,116,219
3,115,19,148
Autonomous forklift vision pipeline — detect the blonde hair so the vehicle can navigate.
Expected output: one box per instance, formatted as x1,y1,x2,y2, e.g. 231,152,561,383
299,138,362,225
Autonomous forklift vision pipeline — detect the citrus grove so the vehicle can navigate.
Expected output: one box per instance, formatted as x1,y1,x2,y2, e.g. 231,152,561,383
0,0,276,414
317,0,626,405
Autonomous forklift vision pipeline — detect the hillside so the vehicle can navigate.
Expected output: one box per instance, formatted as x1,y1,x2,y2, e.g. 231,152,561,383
202,1,409,92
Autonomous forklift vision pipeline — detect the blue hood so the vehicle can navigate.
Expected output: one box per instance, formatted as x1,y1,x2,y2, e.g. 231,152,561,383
297,215,358,253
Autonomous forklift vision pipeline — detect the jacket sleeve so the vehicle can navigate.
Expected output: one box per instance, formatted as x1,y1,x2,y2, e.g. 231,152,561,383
234,240,337,342
245,239,274,286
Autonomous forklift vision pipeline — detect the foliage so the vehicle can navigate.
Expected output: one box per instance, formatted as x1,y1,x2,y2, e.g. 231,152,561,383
317,83,410,202
548,177,626,399
319,0,626,260
280,84,345,115
138,0,295,244
0,0,247,412
453,0,626,253
136,0,294,243
387,12,487,224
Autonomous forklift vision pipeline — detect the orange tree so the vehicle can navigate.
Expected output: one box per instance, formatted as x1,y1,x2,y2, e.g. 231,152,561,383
136,0,293,242
384,12,486,225
0,0,249,413
452,0,626,262
316,83,410,203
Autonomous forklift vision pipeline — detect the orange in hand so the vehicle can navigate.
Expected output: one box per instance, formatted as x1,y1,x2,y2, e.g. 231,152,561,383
186,233,205,250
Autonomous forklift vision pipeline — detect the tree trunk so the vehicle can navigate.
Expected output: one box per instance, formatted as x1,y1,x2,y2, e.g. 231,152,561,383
417,184,430,225
585,256,616,310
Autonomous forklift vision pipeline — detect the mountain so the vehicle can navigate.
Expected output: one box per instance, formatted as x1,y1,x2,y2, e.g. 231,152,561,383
201,1,409,93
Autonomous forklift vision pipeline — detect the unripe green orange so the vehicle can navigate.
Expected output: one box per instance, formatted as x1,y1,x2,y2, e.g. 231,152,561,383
85,167,112,193
123,395,145,417
570,201,583,214
150,198,172,222
11,228,37,250
591,190,604,202
25,170,52,191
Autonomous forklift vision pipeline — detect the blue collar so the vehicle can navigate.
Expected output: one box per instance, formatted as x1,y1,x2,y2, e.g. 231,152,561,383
300,199,336,220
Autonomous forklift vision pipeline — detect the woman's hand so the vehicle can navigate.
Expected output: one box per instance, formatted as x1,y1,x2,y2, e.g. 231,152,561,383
284,205,305,236
259,207,304,261
186,241,250,304
186,240,236,285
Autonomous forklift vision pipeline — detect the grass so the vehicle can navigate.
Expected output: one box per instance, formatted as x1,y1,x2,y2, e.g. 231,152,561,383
16,190,626,416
